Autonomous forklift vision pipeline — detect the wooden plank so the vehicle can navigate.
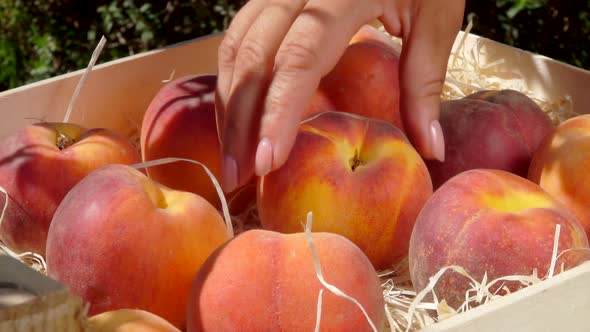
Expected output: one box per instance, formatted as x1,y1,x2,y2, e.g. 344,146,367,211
453,31,590,116
0,33,224,139
421,261,590,332
0,253,86,331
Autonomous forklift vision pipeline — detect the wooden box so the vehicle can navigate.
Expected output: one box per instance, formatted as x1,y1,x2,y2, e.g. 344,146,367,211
0,29,589,331
0,250,86,331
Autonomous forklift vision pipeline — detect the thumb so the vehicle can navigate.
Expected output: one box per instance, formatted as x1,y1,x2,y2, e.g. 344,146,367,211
396,1,465,161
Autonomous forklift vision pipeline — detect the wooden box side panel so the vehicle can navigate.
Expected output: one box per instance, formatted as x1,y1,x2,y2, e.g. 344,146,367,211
0,33,223,139
455,32,590,115
421,261,590,332
1,31,589,139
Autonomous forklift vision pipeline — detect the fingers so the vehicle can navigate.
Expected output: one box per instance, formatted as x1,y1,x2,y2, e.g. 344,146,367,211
349,24,402,56
218,0,308,192
257,0,383,176
215,0,267,141
394,0,465,161
218,0,466,193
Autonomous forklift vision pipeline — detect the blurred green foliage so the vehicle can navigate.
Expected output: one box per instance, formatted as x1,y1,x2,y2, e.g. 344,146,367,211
0,0,246,91
464,0,590,69
0,0,589,91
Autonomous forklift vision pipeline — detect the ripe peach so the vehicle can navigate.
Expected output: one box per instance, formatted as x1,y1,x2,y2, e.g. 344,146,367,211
409,169,590,309
528,114,590,239
88,309,181,332
349,25,401,51
140,74,254,213
0,122,140,254
187,229,385,332
45,164,230,330
257,111,433,270
426,89,554,189
303,40,403,129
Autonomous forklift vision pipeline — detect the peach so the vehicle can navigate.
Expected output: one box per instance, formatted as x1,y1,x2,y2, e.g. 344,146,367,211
140,74,254,213
349,25,401,51
88,309,181,332
187,229,385,332
257,111,433,270
0,122,141,254
409,169,590,309
528,114,590,239
45,164,230,330
426,89,554,189
303,39,403,129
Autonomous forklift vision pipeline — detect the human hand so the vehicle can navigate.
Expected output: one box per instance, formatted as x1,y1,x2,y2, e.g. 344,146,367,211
216,0,466,192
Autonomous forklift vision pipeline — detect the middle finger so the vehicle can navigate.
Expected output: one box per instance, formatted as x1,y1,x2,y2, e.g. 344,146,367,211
221,0,308,191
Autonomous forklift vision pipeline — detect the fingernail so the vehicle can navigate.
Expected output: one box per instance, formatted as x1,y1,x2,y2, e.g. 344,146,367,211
255,137,273,177
430,120,445,162
222,155,238,192
214,93,225,144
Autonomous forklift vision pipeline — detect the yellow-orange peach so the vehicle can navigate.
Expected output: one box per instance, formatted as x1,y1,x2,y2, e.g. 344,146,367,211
88,309,181,332
0,122,140,254
303,40,403,130
528,114,590,239
45,164,230,330
187,229,385,332
409,169,590,309
257,111,432,270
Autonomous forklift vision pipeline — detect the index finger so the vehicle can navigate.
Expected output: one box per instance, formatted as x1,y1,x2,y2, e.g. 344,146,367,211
257,0,383,174
398,0,465,161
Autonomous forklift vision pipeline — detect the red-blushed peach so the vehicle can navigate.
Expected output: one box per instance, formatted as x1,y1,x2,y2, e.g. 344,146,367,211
0,122,141,255
88,309,181,332
45,164,230,331
140,74,254,214
426,89,554,189
302,40,403,130
528,114,590,239
257,111,433,271
409,169,590,310
186,229,385,332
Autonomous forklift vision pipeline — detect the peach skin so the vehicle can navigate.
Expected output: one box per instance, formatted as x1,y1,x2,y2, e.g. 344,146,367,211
0,122,140,254
529,114,590,239
46,164,230,331
187,229,385,332
409,169,590,309
257,111,433,271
